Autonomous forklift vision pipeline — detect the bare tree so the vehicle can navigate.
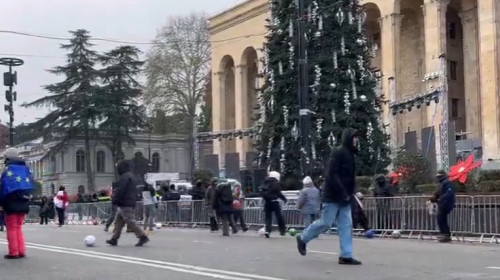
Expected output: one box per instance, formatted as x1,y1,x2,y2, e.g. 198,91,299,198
145,13,210,176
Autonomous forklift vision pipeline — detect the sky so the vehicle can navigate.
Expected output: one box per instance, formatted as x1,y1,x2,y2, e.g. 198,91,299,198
0,0,244,125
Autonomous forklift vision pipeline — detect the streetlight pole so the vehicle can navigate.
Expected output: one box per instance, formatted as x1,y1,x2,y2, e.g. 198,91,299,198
297,0,311,176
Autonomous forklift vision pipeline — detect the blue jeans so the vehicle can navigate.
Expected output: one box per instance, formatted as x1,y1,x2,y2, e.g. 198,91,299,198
301,202,353,258
303,213,317,228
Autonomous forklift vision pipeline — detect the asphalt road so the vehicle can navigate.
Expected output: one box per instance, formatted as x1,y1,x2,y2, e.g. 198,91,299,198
1,224,500,280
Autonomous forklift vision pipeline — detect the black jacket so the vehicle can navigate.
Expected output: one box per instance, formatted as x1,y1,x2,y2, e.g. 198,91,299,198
112,161,139,208
213,184,234,213
431,178,455,212
190,184,205,200
0,158,31,215
261,178,287,203
373,175,393,198
322,129,357,204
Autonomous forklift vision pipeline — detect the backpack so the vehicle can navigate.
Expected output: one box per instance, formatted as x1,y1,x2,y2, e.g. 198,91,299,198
1,164,34,199
219,185,233,204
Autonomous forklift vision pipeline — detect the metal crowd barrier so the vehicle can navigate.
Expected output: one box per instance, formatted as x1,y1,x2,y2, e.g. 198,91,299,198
25,195,500,243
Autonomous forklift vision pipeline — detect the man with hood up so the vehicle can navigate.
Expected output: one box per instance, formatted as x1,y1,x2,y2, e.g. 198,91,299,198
430,170,455,243
296,129,362,265
373,174,393,229
106,160,149,247
261,171,287,238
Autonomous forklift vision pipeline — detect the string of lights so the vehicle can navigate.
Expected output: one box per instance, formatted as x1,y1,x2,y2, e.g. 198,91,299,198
196,128,255,142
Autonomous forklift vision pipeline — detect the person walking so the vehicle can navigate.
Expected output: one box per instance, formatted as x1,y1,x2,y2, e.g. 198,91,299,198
261,171,287,238
205,178,219,232
106,160,149,247
142,184,157,233
53,186,69,227
297,176,320,228
296,129,362,265
373,174,394,229
38,196,51,225
430,170,455,243
213,182,237,236
232,183,248,232
0,148,34,259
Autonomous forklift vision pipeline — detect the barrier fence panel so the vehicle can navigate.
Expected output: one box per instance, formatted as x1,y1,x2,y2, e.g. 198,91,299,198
24,195,500,238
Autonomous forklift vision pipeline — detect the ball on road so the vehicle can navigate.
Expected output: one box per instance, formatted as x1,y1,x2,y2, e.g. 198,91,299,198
391,230,401,239
156,223,162,229
257,227,266,237
288,228,297,237
84,235,96,247
92,220,98,225
365,229,375,239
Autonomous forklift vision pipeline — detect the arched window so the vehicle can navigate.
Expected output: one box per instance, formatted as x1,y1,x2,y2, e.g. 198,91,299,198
76,150,85,172
96,151,106,173
152,152,160,173
135,151,143,158
50,155,56,174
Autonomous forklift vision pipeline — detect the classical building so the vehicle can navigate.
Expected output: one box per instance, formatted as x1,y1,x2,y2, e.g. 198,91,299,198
208,0,500,172
0,133,190,195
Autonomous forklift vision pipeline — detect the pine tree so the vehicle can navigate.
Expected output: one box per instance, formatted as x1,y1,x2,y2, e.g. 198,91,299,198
99,46,146,178
26,29,101,191
255,0,390,179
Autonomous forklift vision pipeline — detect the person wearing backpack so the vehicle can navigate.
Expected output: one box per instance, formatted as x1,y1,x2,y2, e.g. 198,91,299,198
212,182,237,236
0,148,34,259
261,171,287,238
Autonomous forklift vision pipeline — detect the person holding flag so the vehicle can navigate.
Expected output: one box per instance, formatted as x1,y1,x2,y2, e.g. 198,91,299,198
0,148,34,259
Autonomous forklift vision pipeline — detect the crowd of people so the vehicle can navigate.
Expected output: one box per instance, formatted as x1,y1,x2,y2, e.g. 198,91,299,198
0,128,457,265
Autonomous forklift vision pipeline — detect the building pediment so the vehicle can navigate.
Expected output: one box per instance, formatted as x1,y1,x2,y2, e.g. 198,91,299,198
209,0,269,35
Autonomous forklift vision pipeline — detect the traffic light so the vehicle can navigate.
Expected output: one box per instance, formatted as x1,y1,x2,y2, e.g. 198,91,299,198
3,71,17,86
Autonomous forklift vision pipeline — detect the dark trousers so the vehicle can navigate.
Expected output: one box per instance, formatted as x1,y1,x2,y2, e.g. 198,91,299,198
39,216,49,225
264,201,286,235
233,210,248,231
220,212,237,236
209,217,218,231
56,207,65,226
106,205,118,227
437,208,451,236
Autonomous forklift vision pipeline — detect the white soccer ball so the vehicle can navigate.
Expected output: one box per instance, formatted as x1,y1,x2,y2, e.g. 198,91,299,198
156,223,162,229
391,230,401,239
84,235,96,247
257,227,266,237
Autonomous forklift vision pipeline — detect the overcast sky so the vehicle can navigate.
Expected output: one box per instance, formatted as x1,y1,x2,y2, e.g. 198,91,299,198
0,0,244,125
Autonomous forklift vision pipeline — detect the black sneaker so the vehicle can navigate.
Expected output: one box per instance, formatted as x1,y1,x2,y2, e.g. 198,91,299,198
135,236,150,247
338,257,362,265
4,255,20,259
265,232,270,238
439,236,452,243
296,235,307,256
106,239,118,246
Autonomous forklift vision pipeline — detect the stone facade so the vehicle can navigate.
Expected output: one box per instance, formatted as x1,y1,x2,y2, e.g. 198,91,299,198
1,133,190,195
209,0,500,170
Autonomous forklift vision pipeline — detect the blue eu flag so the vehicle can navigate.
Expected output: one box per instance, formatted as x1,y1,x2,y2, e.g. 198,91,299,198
0,163,34,198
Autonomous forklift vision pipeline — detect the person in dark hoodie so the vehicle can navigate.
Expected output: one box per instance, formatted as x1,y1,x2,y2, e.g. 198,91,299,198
0,148,33,259
212,182,237,236
296,129,362,265
106,160,149,247
261,171,287,238
373,174,394,229
430,170,455,243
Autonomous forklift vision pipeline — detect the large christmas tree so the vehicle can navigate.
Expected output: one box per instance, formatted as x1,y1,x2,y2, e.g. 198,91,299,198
255,0,390,179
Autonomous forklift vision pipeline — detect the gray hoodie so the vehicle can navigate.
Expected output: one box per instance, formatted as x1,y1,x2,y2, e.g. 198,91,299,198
297,185,320,215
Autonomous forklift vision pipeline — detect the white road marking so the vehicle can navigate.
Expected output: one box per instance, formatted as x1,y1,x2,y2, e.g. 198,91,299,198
0,240,286,280
193,240,215,244
308,250,338,255
486,267,500,270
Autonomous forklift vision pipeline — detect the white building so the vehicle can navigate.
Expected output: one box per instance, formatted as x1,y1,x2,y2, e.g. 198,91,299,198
1,133,190,195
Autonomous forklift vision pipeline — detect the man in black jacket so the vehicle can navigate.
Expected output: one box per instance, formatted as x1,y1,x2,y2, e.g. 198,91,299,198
106,160,149,247
296,129,362,265
261,171,287,238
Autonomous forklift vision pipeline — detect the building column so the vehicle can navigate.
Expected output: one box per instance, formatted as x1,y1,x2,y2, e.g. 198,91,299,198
422,0,449,169
478,0,500,165
212,71,224,170
459,6,481,141
379,13,401,152
235,64,247,168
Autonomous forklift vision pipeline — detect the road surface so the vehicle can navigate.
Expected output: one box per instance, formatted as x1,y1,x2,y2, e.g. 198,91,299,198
1,225,500,280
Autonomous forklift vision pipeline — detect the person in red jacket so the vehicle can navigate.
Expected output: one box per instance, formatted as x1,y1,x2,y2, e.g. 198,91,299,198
54,186,69,227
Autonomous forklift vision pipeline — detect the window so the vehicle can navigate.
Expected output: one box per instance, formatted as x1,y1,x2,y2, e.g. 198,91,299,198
50,155,56,174
451,98,459,118
96,151,106,173
135,151,143,158
449,60,458,80
448,22,456,40
152,152,160,173
76,150,85,172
